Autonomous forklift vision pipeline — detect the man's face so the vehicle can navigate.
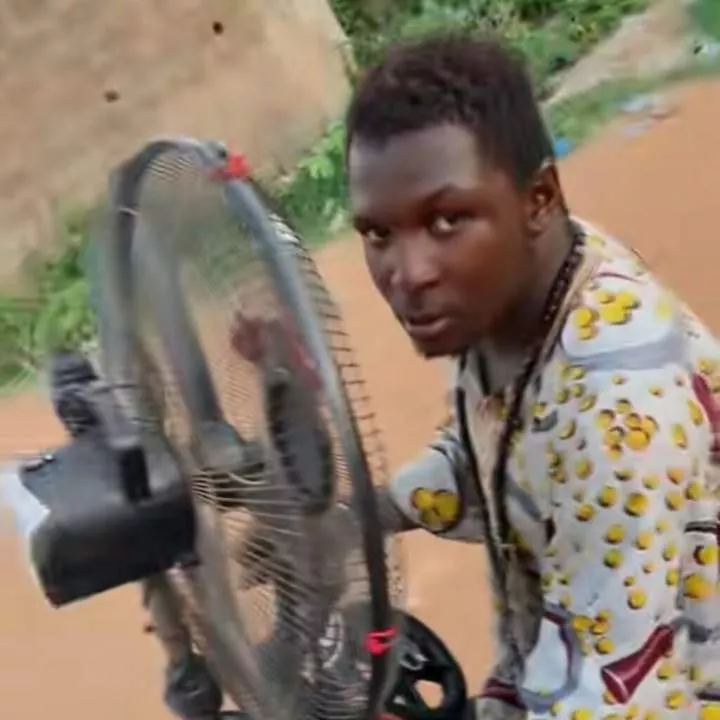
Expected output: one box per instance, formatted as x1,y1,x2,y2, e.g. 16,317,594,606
348,124,536,358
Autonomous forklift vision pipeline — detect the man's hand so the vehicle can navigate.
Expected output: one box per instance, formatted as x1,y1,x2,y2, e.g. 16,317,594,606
229,308,278,365
230,307,322,390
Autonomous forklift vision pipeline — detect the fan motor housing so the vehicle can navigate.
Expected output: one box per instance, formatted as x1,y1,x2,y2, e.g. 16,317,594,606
20,433,194,607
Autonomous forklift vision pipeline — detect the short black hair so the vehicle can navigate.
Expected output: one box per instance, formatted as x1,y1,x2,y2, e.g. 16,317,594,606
345,35,554,188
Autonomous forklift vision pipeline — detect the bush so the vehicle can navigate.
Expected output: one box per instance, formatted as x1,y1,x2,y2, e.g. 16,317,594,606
332,0,646,92
271,120,349,245
0,207,96,387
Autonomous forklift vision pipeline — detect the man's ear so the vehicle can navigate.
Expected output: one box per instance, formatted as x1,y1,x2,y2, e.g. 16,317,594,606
524,161,565,238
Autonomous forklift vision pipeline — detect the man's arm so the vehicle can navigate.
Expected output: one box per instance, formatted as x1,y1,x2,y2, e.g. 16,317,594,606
234,311,480,538
520,364,718,718
381,418,485,541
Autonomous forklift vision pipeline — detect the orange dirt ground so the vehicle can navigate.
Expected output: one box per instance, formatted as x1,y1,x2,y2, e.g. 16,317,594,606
1,80,719,720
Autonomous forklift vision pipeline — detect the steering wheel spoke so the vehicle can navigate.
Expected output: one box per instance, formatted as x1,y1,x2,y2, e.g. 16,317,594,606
384,611,468,720
394,672,428,709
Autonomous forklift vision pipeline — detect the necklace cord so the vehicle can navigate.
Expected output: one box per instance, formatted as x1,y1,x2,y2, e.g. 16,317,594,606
493,225,585,549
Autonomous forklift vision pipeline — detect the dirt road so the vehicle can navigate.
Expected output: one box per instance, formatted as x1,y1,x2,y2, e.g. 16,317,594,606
1,80,719,720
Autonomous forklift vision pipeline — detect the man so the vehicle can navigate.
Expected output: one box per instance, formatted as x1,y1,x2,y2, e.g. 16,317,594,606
345,35,720,719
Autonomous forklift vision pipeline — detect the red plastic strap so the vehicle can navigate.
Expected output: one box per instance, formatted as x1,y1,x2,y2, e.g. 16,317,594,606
212,153,251,180
365,627,398,656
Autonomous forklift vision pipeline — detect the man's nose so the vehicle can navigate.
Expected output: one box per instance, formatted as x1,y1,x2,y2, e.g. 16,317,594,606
393,236,440,295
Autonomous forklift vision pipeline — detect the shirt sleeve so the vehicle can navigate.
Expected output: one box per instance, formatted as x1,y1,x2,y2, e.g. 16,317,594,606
520,362,715,719
386,417,485,541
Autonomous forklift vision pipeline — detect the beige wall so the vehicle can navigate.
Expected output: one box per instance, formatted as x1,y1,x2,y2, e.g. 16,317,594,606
0,0,350,282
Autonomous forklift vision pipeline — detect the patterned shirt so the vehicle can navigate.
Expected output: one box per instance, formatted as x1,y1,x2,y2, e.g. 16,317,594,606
389,220,720,719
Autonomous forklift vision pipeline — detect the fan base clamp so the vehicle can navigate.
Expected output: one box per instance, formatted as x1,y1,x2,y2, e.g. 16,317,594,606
164,653,224,720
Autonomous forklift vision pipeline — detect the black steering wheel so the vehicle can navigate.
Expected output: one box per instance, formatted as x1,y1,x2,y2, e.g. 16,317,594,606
385,611,469,720
304,605,469,720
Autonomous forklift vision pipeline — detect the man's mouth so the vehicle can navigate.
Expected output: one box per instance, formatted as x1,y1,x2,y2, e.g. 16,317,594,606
402,314,452,342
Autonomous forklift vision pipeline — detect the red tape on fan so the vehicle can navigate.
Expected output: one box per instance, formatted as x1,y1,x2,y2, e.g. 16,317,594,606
365,627,398,656
212,153,251,180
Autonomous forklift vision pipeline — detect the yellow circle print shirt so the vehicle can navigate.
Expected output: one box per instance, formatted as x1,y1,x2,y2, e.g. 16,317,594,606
388,219,719,719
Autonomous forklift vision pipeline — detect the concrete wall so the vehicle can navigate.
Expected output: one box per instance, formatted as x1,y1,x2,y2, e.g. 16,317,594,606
0,0,350,282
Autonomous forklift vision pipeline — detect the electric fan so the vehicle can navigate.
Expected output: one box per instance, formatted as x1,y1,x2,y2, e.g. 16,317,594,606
92,136,408,720
2,137,469,720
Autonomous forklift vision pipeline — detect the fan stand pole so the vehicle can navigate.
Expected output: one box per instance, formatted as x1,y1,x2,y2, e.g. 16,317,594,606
143,574,227,720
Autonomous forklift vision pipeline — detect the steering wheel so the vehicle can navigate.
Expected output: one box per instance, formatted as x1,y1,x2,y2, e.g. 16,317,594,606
306,605,468,720
385,611,469,720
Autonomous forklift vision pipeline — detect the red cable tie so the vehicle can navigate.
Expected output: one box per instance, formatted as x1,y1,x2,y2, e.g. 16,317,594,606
365,627,398,656
212,153,251,180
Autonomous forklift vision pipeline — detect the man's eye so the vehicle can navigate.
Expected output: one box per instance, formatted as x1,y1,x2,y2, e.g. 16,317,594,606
362,228,390,247
429,213,464,237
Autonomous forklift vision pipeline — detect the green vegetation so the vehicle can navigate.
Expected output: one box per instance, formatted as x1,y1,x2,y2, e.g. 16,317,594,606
0,207,95,389
273,53,720,249
275,0,648,242
271,120,348,245
332,0,647,94
690,0,720,42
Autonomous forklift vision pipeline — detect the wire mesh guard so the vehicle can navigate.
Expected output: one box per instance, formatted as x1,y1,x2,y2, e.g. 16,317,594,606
91,142,404,720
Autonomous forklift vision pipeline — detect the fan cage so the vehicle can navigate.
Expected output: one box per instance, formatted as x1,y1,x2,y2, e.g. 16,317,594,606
90,138,405,720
